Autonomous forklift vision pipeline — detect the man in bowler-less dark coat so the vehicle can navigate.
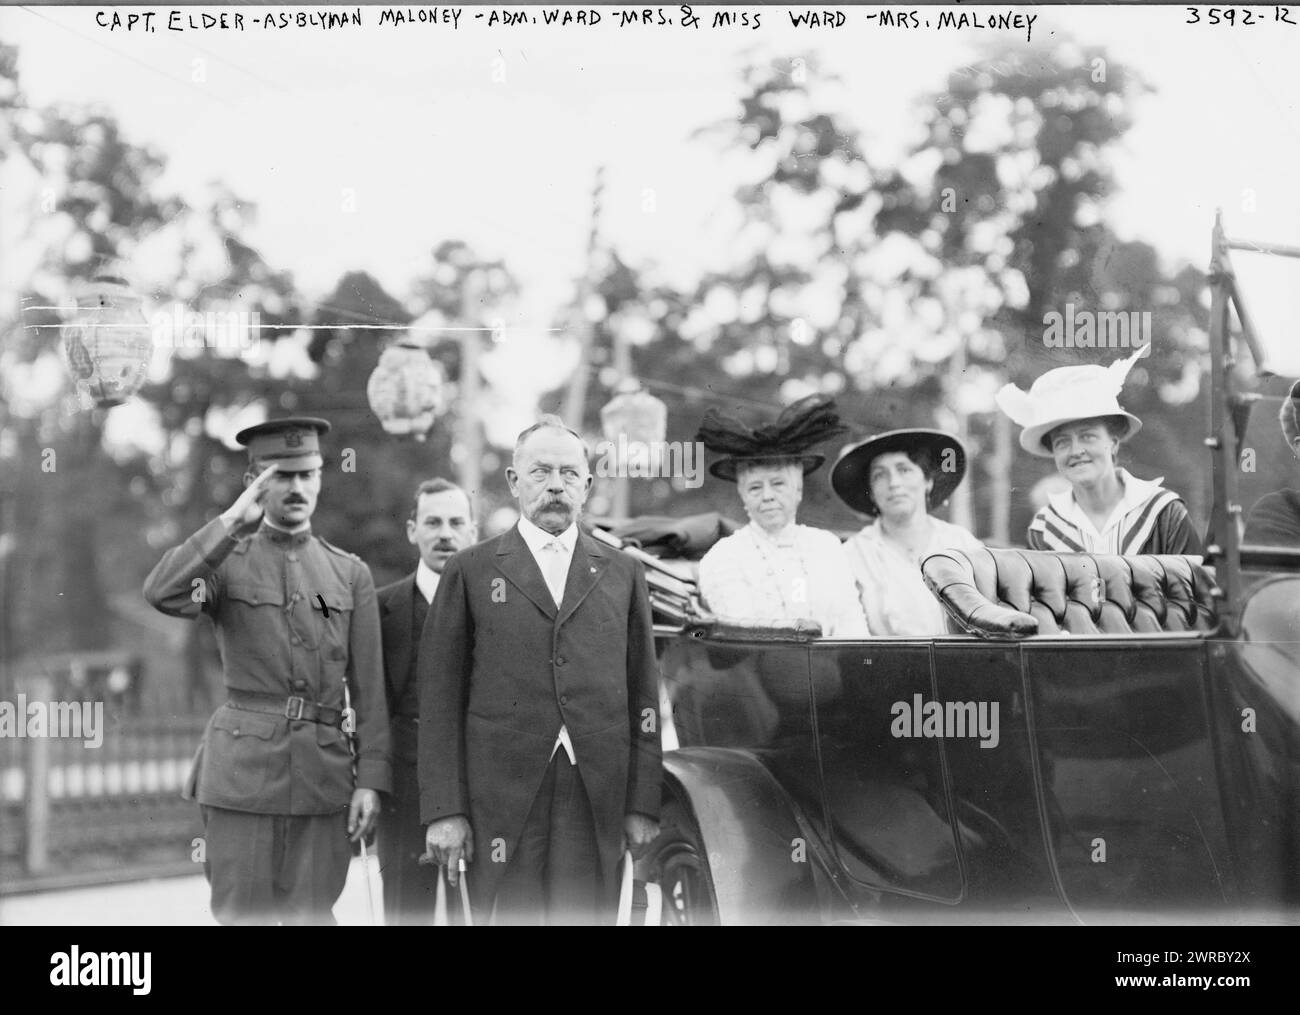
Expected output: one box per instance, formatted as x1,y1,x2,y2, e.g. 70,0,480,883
419,417,662,924
376,478,477,924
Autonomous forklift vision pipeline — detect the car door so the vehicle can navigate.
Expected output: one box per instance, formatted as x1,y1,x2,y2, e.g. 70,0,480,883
811,639,965,905
1016,637,1233,918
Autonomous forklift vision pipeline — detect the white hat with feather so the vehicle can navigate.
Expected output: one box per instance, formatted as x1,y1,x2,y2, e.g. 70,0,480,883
995,345,1150,458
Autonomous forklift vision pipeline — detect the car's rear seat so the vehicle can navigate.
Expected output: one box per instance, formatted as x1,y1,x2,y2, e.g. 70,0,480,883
920,547,1220,638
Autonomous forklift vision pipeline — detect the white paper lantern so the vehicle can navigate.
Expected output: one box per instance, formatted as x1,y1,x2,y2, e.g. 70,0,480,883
600,385,667,447
366,341,446,441
60,275,153,407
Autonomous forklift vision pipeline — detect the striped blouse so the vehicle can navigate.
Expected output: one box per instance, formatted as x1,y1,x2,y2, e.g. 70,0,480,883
1027,469,1203,557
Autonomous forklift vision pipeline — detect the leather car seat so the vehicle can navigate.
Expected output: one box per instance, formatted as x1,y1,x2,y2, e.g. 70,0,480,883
921,547,1219,638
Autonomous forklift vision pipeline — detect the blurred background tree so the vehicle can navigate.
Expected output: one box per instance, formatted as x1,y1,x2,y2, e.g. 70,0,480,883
592,41,1209,540
0,34,1220,707
868,38,1208,540
0,45,178,688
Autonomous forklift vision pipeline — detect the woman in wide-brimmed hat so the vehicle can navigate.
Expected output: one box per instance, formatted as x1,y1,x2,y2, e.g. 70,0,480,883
695,394,870,638
831,428,983,636
1245,378,1300,546
995,345,1203,556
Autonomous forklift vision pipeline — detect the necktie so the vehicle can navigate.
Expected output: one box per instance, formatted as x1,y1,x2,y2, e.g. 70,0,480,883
542,539,576,765
542,539,568,608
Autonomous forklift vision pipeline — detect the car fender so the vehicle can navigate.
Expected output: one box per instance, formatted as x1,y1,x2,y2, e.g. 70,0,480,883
663,746,824,924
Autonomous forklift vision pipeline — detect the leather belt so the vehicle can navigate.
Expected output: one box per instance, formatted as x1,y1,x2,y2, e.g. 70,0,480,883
228,691,343,727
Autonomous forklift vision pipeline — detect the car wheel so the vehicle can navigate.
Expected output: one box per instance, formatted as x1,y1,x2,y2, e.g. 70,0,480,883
640,795,719,926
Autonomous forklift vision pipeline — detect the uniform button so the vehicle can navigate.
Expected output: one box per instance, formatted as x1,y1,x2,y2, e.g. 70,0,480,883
288,553,298,562
556,656,566,666
560,696,568,706
293,680,307,690
291,593,301,603
291,637,302,646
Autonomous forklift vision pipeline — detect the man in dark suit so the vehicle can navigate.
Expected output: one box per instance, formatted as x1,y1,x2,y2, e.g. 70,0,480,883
376,477,477,924
419,416,663,924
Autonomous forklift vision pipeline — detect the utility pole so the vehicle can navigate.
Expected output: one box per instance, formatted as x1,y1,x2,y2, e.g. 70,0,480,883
944,334,974,532
609,336,633,519
562,166,606,430
457,320,483,502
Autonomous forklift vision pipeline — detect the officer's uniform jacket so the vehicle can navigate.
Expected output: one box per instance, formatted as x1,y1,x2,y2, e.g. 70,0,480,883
144,516,392,814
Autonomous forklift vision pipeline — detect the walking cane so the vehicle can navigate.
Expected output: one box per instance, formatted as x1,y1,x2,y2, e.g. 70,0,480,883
341,681,379,926
616,850,663,927
359,835,378,926
616,849,635,926
432,860,473,926
457,858,474,926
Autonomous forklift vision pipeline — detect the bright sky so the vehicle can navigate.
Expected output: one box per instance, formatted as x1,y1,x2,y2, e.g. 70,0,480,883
4,3,1299,394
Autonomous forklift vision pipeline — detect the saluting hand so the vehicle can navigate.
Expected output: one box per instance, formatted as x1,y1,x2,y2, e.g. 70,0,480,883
220,463,278,534
421,816,474,885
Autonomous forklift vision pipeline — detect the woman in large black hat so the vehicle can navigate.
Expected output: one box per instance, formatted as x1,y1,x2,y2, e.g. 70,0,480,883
831,429,982,636
696,395,870,638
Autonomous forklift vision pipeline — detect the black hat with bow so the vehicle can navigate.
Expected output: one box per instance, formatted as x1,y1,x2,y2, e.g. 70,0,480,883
695,394,849,483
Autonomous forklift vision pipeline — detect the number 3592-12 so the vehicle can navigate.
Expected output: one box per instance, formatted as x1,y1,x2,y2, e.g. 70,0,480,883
1186,7,1296,24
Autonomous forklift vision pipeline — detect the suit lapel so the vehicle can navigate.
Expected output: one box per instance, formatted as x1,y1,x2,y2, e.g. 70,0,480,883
557,532,609,627
495,526,558,620
382,573,418,701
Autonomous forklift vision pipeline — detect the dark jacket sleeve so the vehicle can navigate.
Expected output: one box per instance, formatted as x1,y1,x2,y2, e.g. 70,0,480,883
624,559,663,821
419,552,472,825
348,562,392,794
1152,499,1205,556
1244,491,1300,546
142,516,240,618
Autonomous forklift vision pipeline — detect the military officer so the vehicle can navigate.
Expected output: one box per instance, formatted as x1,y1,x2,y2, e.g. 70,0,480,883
143,417,391,925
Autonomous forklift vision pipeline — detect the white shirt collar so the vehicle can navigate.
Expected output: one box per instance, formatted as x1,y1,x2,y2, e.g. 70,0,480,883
1049,468,1166,533
415,559,440,604
517,515,578,555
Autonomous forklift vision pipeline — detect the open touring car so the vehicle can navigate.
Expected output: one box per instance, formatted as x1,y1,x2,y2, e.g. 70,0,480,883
608,215,1300,925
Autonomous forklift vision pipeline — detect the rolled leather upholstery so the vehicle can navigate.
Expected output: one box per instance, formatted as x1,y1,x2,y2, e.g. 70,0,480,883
921,547,1219,638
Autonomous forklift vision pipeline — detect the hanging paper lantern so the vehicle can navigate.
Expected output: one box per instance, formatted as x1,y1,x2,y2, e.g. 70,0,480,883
60,275,153,408
600,383,667,463
366,341,446,441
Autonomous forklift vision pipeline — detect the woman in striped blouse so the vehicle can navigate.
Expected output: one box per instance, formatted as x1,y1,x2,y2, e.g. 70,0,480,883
996,346,1204,556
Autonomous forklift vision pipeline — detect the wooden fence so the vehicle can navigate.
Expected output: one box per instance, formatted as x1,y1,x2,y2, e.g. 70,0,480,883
1,669,208,891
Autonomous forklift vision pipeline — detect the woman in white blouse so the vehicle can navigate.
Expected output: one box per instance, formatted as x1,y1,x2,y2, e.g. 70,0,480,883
831,429,982,636
695,394,870,638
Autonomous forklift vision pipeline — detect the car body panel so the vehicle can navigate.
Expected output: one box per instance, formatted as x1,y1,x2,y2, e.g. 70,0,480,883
658,611,1300,922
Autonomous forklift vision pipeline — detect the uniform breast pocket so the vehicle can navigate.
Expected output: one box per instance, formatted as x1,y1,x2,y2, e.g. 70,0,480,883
222,583,287,659
312,583,354,672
